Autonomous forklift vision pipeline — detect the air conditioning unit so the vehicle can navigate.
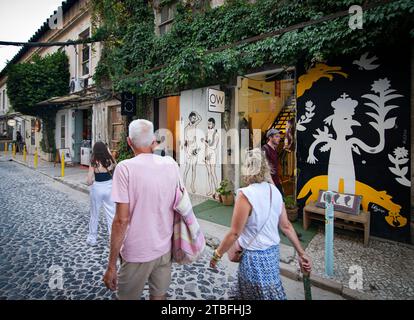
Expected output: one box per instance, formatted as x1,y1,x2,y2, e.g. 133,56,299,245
80,147,92,166
69,78,88,93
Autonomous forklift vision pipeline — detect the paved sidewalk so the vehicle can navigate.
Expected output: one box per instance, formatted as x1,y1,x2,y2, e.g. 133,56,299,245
1,151,90,194
302,229,414,300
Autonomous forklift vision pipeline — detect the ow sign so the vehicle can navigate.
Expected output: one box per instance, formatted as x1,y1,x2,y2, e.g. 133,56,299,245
208,88,225,113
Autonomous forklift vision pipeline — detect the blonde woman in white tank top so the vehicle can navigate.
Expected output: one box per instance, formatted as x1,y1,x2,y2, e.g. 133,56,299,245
210,148,311,300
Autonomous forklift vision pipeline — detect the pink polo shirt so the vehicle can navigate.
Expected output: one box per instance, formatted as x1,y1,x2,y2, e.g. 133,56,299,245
111,153,180,263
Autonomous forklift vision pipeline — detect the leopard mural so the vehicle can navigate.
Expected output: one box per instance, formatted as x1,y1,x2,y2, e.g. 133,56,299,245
297,175,406,228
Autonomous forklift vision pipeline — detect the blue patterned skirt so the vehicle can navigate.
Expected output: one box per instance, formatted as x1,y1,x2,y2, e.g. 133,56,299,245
231,245,287,300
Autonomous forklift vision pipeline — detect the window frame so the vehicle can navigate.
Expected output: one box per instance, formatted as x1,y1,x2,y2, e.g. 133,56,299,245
2,89,5,110
60,114,66,149
157,3,176,35
109,105,124,151
31,119,36,146
78,28,91,77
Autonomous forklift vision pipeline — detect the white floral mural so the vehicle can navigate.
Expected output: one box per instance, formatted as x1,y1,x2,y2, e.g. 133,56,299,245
388,147,411,187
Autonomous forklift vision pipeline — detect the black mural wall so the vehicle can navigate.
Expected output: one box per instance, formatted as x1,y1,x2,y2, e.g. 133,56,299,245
296,46,411,243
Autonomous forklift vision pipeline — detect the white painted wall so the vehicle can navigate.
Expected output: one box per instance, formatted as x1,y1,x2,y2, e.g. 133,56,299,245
0,83,9,115
20,0,99,83
92,102,109,145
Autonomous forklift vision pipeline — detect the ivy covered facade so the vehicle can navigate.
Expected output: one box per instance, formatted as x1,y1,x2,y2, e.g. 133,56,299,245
0,0,412,242
90,0,414,242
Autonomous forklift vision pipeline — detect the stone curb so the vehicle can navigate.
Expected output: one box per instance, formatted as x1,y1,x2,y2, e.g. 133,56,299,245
370,235,414,250
53,177,90,195
279,263,300,281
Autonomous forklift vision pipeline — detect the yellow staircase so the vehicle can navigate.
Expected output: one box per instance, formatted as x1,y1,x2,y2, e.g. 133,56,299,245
269,96,296,134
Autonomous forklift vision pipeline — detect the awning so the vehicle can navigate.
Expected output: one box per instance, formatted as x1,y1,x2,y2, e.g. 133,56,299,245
37,91,96,106
0,112,23,120
37,86,114,106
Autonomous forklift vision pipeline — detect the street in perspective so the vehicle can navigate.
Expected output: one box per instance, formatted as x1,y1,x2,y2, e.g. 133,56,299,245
0,157,344,300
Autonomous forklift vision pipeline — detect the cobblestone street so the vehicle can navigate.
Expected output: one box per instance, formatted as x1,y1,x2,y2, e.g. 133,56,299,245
0,158,345,300
0,159,235,300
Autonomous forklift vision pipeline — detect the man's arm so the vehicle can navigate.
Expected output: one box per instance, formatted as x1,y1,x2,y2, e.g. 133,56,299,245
103,202,129,291
108,203,129,268
194,111,202,126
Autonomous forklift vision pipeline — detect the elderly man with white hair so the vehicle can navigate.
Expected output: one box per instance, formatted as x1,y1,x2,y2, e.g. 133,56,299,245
103,119,180,300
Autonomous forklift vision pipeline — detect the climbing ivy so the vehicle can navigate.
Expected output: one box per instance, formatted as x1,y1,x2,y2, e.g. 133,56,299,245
6,51,70,153
116,131,134,162
91,0,414,98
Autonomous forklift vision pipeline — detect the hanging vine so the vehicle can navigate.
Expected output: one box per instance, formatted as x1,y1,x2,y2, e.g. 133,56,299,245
6,51,70,153
91,0,414,98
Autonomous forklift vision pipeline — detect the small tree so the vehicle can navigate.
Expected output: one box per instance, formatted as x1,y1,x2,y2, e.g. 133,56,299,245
7,51,70,153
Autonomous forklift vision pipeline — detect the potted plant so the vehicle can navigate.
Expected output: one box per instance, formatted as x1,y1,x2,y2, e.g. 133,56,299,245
284,195,299,222
216,180,234,206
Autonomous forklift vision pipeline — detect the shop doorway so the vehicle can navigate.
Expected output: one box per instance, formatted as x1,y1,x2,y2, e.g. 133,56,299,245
31,119,36,146
154,96,180,160
237,68,297,199
73,108,92,164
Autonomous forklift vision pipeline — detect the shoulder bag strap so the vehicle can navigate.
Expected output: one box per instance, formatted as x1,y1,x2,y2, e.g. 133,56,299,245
244,183,273,249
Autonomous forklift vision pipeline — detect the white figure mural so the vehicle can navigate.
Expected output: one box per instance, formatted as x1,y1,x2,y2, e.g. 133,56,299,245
203,118,220,196
388,147,411,187
306,78,403,194
297,100,316,131
183,111,202,193
180,88,222,197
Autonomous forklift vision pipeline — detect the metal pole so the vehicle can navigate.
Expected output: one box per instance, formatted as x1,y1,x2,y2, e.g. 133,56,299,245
34,148,38,169
61,152,65,178
301,268,312,300
325,191,334,276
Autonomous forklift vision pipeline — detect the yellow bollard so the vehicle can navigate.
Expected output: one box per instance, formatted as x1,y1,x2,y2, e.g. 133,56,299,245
12,143,15,158
34,148,38,169
23,145,27,162
61,151,65,178
4,142,7,154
